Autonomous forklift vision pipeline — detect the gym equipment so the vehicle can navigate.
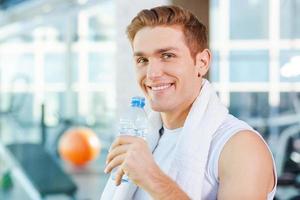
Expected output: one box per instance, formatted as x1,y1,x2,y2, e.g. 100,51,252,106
271,89,300,199
275,124,300,200
6,143,77,198
58,127,101,166
0,76,78,199
4,104,78,199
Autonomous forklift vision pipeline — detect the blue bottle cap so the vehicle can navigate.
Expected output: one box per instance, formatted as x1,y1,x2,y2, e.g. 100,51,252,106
131,96,145,108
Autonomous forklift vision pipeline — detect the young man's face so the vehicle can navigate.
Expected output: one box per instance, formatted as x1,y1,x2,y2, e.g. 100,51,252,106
132,25,206,113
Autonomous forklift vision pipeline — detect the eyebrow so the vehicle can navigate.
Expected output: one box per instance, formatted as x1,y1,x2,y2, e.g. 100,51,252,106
133,47,179,57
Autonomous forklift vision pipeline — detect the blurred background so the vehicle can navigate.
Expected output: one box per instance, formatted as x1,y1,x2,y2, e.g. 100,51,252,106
0,0,299,199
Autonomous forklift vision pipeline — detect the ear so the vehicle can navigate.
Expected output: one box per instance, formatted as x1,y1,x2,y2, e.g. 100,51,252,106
195,49,211,77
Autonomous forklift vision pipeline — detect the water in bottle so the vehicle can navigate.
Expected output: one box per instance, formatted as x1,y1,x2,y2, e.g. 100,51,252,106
111,96,148,182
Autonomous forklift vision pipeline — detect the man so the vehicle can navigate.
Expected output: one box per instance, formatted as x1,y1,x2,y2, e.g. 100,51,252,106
101,5,276,200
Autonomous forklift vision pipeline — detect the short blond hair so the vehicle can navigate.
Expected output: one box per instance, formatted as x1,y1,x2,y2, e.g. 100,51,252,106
126,5,208,58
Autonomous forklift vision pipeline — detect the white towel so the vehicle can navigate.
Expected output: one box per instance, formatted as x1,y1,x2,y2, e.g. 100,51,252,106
100,79,228,200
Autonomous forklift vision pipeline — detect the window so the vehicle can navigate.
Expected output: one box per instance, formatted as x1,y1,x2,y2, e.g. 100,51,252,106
280,50,300,82
230,0,269,39
210,0,300,139
230,50,269,82
0,1,116,145
280,0,300,39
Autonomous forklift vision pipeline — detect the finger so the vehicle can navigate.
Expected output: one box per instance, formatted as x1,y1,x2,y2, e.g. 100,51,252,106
115,167,125,186
106,144,130,164
109,135,137,151
104,154,126,174
106,144,130,163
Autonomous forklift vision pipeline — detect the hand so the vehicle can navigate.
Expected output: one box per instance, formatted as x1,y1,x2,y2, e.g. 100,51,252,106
104,135,190,200
104,135,160,187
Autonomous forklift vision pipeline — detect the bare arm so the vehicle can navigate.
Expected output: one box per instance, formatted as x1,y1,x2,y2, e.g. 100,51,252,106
217,131,275,200
144,167,190,200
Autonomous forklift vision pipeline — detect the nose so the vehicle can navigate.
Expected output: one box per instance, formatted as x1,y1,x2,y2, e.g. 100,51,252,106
147,59,163,80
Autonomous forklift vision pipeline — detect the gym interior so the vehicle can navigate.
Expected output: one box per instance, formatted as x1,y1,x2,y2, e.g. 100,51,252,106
0,0,299,199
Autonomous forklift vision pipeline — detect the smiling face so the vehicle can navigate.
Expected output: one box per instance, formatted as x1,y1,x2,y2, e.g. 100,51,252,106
132,25,208,115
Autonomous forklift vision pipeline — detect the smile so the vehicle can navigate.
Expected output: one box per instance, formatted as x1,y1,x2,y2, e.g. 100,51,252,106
149,83,174,91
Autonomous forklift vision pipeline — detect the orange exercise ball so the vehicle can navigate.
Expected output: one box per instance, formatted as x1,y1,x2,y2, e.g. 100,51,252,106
58,127,101,166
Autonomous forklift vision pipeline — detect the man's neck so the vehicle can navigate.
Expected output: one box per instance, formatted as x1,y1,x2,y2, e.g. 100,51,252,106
160,81,203,129
161,103,192,129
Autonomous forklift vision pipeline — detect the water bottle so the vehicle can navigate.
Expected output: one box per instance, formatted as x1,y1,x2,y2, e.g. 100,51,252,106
111,96,148,182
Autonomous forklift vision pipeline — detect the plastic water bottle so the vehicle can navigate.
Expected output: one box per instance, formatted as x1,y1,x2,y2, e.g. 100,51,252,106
111,96,148,182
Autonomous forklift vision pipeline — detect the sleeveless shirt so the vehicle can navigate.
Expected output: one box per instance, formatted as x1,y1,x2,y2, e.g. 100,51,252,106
133,114,277,200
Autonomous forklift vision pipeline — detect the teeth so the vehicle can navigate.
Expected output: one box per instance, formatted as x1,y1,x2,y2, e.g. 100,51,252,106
151,84,172,91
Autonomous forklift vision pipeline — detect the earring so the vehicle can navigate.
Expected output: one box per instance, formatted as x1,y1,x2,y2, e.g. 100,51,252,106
198,73,201,78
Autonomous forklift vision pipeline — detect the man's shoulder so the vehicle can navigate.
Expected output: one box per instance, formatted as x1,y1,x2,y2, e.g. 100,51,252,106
219,130,273,172
218,130,275,195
